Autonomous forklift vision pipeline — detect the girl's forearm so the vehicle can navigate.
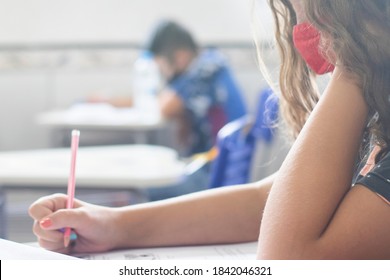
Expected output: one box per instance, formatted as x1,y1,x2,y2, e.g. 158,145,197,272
113,174,274,249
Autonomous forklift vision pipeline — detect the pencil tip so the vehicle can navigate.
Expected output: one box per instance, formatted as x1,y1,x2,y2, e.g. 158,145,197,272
64,236,70,248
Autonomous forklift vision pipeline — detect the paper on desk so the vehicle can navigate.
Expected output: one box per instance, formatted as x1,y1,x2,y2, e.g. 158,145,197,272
75,242,257,260
65,103,161,124
0,238,77,260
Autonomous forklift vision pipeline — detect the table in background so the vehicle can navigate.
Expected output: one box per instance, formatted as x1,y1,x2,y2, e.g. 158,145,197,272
36,103,172,146
0,144,186,238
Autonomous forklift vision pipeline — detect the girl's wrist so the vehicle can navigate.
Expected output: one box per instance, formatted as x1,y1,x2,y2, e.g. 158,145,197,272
109,207,131,249
111,206,151,249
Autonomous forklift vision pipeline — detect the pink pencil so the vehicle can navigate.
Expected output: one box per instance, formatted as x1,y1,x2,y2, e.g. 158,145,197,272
64,130,80,248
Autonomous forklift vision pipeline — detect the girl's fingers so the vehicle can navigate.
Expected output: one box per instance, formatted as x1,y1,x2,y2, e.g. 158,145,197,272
32,220,63,243
29,193,85,221
29,193,68,220
37,237,69,254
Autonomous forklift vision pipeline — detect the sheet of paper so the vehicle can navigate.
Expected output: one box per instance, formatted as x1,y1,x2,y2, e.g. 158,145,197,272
0,238,77,260
75,242,258,260
65,103,161,124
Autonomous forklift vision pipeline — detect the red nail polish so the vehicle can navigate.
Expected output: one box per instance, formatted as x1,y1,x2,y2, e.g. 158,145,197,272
40,218,52,228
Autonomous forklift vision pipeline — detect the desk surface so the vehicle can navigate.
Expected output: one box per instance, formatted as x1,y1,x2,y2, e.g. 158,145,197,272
36,103,166,131
77,241,258,260
0,145,185,188
1,239,257,260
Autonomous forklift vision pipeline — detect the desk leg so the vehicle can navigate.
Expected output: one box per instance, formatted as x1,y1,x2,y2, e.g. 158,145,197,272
0,186,7,239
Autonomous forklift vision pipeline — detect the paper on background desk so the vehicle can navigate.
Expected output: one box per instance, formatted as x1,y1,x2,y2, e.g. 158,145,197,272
38,103,162,125
0,238,77,260
76,242,258,260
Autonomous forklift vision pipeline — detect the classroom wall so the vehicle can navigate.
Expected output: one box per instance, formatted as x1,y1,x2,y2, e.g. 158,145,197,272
0,0,273,44
0,0,277,151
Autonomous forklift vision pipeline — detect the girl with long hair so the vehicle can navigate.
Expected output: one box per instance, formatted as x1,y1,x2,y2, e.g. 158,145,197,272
29,0,390,259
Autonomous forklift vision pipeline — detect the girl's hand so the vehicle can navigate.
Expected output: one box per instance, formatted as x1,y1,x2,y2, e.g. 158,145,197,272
29,193,122,254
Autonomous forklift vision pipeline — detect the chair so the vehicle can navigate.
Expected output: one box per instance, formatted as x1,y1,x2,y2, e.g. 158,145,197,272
251,87,278,143
208,88,278,188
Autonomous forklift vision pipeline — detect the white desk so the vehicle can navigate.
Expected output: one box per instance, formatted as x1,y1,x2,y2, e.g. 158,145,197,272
77,241,258,260
36,103,169,145
1,238,257,260
0,238,77,260
2,239,257,260
0,145,185,188
0,144,186,238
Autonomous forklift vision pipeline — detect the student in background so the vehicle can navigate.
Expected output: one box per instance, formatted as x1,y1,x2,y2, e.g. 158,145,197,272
146,20,247,156
29,0,390,259
92,20,247,157
94,20,248,200
147,20,248,200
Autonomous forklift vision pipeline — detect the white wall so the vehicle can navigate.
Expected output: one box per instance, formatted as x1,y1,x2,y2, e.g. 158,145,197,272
0,0,273,44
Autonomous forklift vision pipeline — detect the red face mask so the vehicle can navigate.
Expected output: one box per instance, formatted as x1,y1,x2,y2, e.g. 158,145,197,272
293,22,335,74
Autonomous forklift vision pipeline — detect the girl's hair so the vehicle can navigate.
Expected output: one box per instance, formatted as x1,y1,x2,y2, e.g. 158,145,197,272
267,0,321,139
267,0,390,154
